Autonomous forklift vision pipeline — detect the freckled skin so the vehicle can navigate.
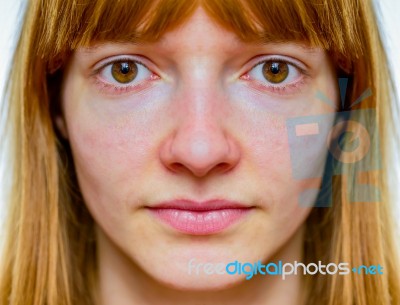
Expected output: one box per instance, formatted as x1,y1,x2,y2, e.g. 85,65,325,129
59,7,338,305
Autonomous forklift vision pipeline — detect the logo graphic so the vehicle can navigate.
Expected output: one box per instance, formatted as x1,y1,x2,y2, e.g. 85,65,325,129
286,78,381,207
187,258,384,280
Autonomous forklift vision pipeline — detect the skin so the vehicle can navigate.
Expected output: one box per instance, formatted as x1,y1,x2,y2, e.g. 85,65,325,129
57,7,338,305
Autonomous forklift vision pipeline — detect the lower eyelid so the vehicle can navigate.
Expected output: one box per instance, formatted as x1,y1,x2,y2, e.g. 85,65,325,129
91,73,160,96
245,75,309,96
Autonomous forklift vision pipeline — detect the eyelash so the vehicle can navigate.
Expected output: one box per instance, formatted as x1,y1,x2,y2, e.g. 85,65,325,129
240,57,309,95
91,56,309,96
91,57,160,95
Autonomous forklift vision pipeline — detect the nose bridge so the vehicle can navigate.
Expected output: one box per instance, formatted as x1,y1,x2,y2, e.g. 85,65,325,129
175,78,226,166
159,60,241,177
178,55,222,120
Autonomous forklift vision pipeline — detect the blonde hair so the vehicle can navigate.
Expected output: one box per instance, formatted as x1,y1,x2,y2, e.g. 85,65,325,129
1,0,399,304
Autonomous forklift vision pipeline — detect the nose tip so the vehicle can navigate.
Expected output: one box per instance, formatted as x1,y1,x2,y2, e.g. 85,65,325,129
159,128,241,177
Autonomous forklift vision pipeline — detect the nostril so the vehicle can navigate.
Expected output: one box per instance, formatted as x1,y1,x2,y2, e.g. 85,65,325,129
215,162,234,173
168,161,232,176
170,163,185,173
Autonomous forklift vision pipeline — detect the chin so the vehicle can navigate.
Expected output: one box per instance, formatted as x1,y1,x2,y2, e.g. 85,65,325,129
149,271,248,291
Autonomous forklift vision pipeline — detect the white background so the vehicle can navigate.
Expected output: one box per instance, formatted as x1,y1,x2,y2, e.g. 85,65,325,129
0,0,399,226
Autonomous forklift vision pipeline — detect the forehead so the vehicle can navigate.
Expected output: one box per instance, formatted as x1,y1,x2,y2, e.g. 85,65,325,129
156,7,242,48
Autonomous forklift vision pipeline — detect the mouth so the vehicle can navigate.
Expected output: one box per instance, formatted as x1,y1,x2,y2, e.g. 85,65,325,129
146,199,255,235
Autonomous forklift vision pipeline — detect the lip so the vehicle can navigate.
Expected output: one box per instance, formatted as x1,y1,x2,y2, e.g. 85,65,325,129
146,199,254,235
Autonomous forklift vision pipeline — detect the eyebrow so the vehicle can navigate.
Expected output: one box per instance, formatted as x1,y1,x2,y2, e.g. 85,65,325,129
80,39,319,52
252,37,320,53
79,41,140,54
76,35,322,62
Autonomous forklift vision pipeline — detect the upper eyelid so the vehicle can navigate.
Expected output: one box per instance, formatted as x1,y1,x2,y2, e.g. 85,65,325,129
245,55,308,75
91,55,153,75
90,54,308,80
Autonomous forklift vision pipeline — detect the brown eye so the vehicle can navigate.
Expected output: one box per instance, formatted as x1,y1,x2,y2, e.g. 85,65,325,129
262,61,289,84
111,61,138,84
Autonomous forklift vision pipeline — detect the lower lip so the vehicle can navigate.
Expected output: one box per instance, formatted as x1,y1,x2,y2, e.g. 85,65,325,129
147,208,253,235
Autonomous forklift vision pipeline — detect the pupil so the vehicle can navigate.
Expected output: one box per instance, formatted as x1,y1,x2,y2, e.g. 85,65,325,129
120,63,130,74
270,63,280,74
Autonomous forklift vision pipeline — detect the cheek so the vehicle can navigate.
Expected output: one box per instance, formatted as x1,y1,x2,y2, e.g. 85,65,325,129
231,94,333,204
227,93,337,240
61,66,171,200
68,123,141,223
63,96,165,223
231,110,324,250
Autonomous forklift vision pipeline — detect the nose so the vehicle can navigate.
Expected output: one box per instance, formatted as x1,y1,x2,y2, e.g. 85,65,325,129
159,103,241,178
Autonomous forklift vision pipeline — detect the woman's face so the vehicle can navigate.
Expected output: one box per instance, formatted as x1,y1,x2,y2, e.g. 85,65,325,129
59,7,338,289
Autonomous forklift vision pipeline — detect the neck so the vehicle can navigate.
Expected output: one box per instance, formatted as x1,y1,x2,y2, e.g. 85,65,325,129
94,225,307,305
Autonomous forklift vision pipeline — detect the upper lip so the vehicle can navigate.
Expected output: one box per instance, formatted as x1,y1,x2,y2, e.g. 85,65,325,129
147,199,253,211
